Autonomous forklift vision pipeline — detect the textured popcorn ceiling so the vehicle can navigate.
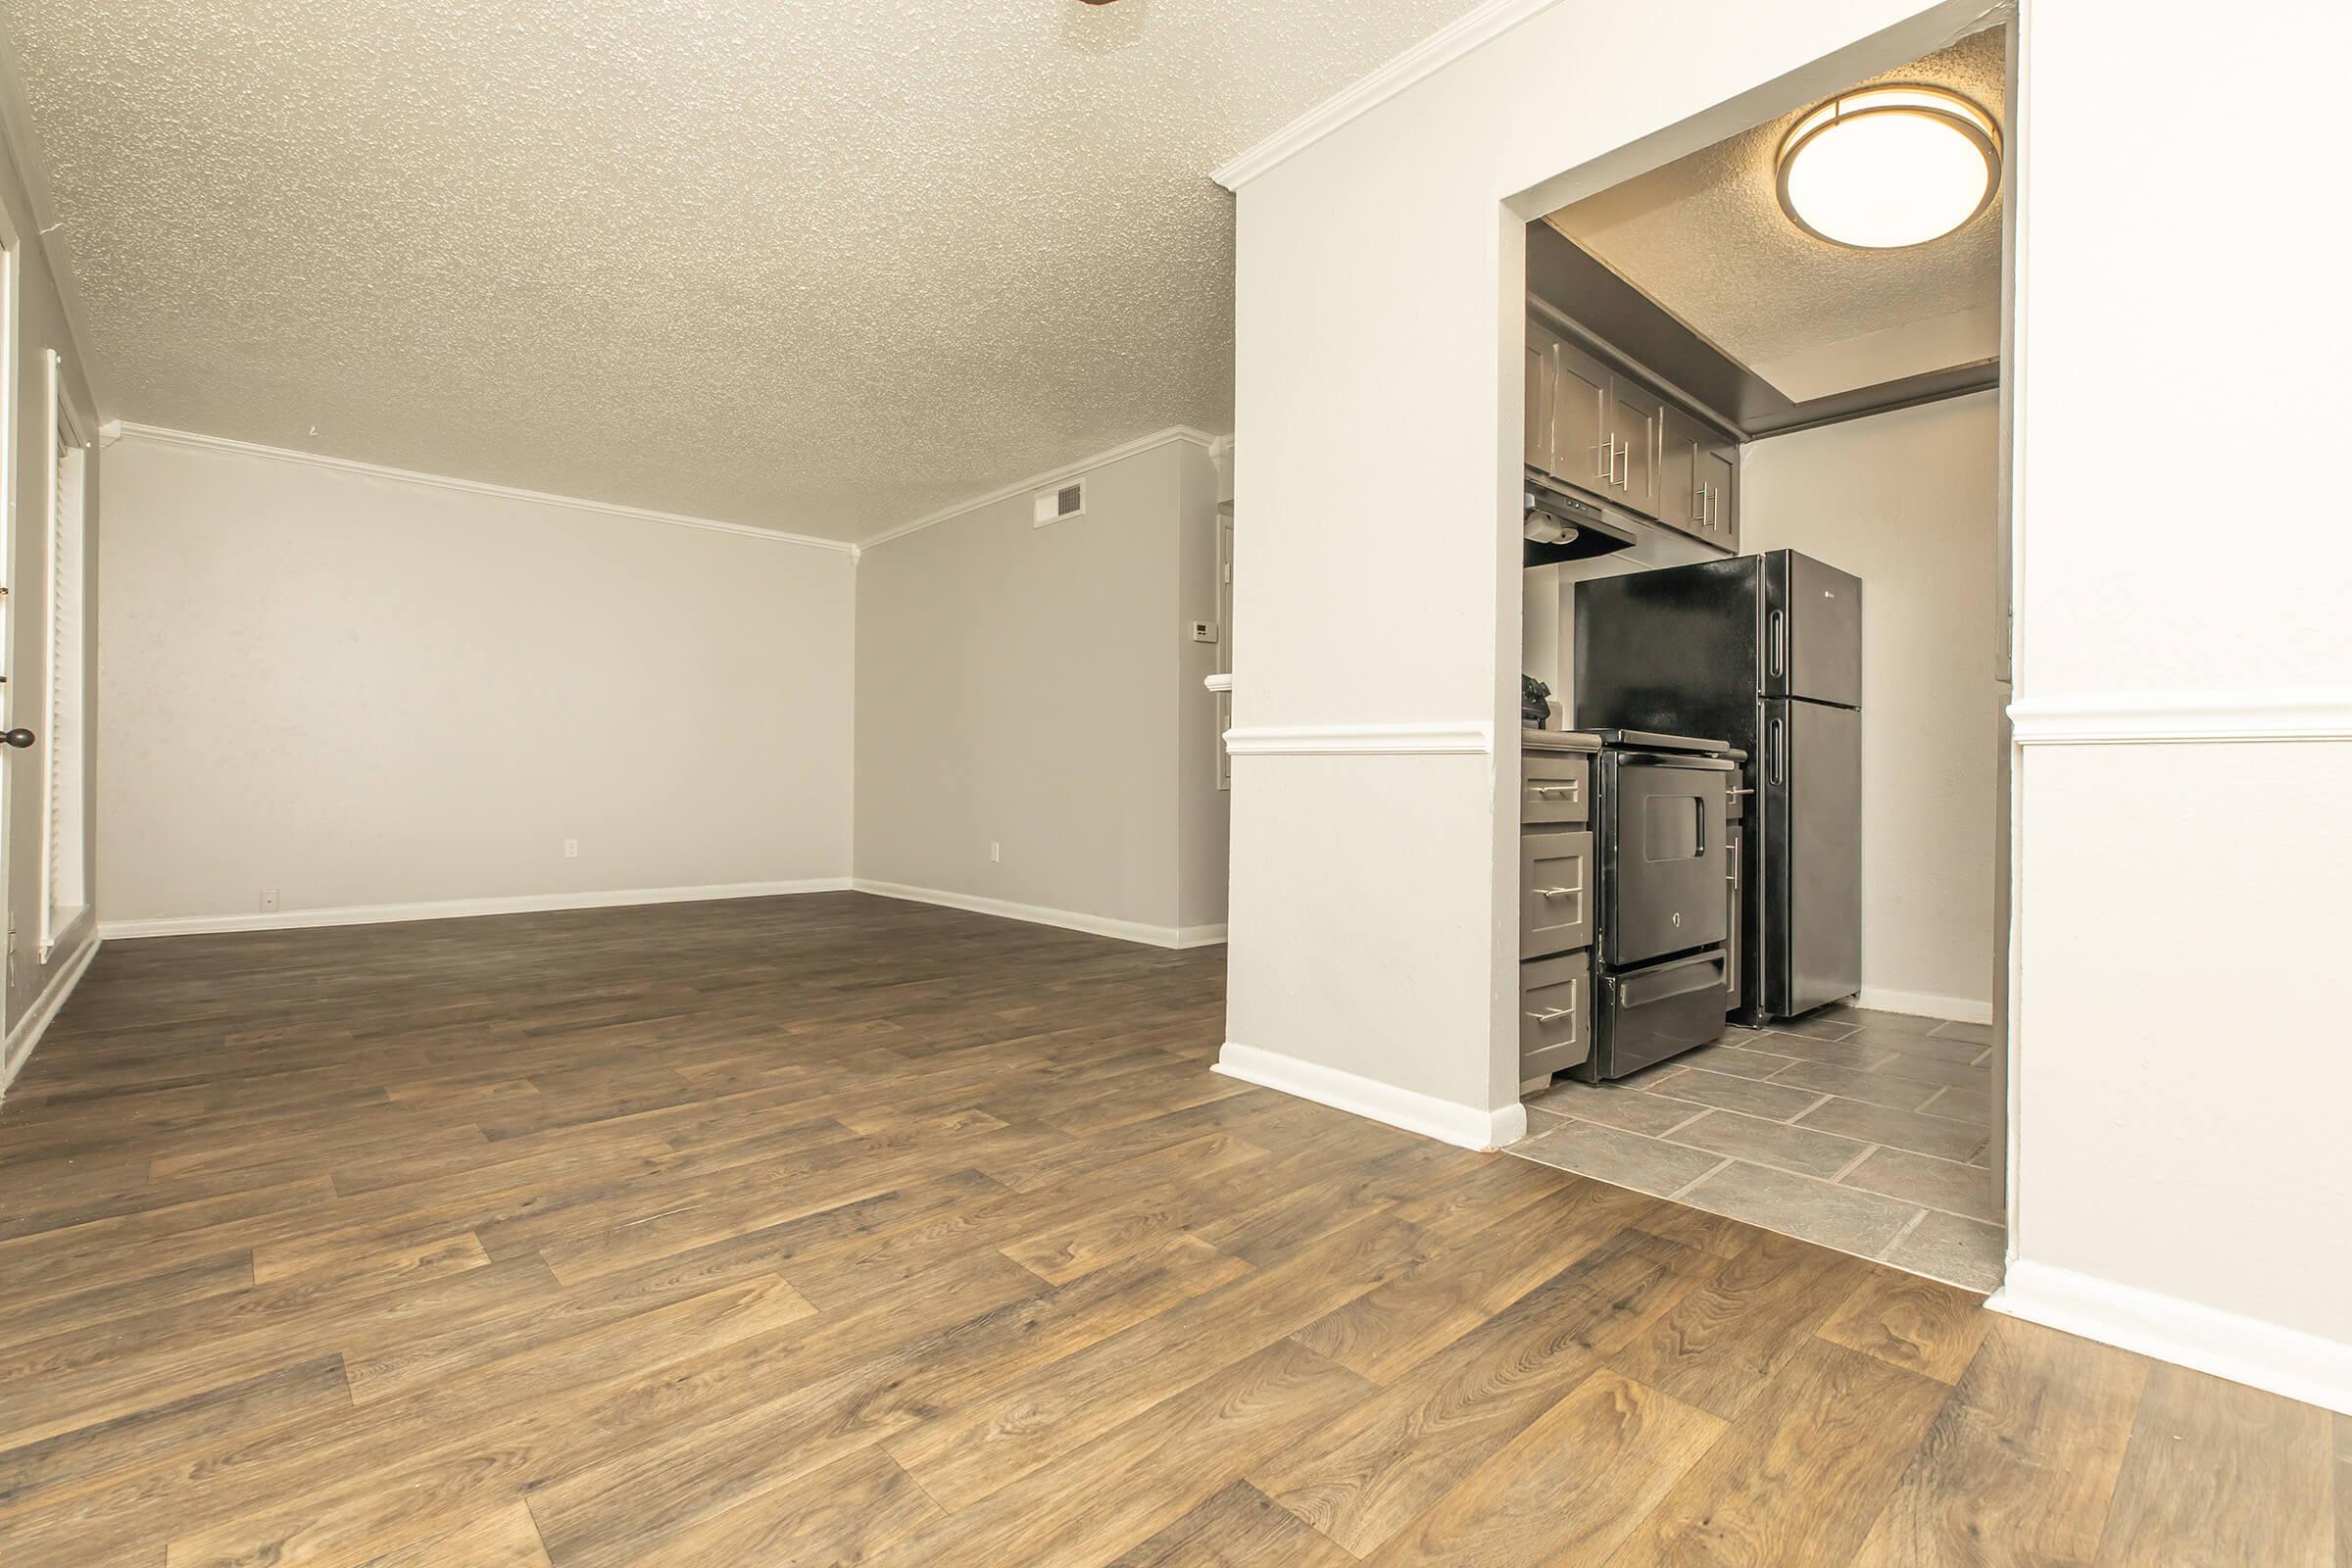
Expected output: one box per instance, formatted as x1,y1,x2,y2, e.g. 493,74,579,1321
4,0,1486,542
1546,26,2005,399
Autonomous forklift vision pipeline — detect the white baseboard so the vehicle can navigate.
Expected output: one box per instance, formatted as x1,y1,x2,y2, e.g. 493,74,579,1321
1990,1258,2352,1416
0,934,102,1099
96,878,855,941
850,879,1224,952
1853,986,1993,1025
1214,1041,1525,1152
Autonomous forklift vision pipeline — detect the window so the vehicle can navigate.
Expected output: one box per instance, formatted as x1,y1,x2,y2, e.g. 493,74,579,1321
40,349,89,959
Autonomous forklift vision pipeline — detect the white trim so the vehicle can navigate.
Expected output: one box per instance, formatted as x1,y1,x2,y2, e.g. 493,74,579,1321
1214,1041,1526,1152
96,879,855,941
859,426,1219,553
1211,0,1557,189
0,933,99,1099
849,878,1224,951
1202,673,1234,694
1852,986,1994,1025
39,348,91,964
2010,689,2352,746
1990,1259,2352,1417
1223,721,1494,756
114,423,858,556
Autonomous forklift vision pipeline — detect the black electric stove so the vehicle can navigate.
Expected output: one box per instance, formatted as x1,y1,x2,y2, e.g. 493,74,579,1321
1570,730,1738,1081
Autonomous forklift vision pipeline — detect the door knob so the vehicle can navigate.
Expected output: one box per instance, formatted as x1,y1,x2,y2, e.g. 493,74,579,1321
1,729,34,749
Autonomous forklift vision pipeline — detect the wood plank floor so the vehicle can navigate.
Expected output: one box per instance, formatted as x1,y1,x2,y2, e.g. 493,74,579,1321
0,891,2338,1566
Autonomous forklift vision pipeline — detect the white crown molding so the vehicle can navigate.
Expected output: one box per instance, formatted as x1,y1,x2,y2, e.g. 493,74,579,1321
1211,0,1558,190
2009,689,2352,746
1990,1259,2352,1417
114,423,858,556
1852,986,1993,1026
1223,721,1494,756
850,878,1221,951
0,932,101,1100
1215,1041,1526,1152
859,426,1220,554
1202,673,1234,695
96,879,854,942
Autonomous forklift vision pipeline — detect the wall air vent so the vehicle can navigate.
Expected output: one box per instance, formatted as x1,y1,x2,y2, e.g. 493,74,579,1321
1033,478,1087,527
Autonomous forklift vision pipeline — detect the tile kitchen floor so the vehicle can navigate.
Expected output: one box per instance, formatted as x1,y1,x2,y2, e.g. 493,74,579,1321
1507,1005,2004,1291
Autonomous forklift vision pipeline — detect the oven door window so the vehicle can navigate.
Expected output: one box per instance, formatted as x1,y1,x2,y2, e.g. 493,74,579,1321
1642,795,1702,861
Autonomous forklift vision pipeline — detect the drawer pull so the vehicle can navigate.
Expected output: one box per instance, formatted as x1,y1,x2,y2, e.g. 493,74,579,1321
1532,784,1579,798
1526,1007,1574,1024
1533,886,1580,899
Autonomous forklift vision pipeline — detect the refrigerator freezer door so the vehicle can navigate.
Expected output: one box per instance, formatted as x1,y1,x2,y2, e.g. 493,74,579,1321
1764,552,1863,709
1763,698,1862,1015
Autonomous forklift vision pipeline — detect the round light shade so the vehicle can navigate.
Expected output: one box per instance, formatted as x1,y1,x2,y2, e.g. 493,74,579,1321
1777,85,2001,249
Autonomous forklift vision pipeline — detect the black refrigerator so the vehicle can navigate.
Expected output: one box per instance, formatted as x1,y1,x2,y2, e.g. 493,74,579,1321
1573,550,1862,1022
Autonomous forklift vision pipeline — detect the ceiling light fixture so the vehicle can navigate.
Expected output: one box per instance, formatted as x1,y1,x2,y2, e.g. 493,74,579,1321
1775,84,2001,249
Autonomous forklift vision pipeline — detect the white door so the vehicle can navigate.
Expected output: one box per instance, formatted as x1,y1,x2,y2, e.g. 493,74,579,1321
0,221,19,1036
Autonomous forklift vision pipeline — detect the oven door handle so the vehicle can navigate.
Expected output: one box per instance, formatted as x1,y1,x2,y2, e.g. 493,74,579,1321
1609,753,1739,770
1618,958,1726,1006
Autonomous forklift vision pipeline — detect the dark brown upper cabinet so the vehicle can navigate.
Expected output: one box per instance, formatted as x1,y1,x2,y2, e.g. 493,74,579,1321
1525,310,1740,553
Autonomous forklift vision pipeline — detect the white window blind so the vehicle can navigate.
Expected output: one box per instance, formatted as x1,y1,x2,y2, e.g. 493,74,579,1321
39,350,87,959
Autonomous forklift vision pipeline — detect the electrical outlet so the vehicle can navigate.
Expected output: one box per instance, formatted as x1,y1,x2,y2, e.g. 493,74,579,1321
1191,620,1219,644
260,889,280,913
990,841,1001,864
564,838,580,859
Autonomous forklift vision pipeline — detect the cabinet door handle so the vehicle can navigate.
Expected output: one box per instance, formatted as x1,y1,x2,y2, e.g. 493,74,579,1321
1526,1007,1574,1024
1532,783,1579,798
1533,886,1580,899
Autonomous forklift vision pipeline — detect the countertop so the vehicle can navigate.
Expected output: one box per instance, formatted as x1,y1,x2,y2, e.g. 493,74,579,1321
1520,727,1603,754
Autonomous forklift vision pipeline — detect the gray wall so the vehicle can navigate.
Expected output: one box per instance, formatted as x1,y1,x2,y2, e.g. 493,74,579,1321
854,436,1226,942
97,433,856,926
1741,391,1999,1016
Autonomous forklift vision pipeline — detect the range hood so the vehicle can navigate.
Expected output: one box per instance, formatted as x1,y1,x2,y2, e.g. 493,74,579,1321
1524,473,1639,566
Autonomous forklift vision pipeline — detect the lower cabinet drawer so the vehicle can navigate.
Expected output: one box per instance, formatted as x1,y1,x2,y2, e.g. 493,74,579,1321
1520,829,1593,959
1520,951,1592,1078
1521,751,1591,825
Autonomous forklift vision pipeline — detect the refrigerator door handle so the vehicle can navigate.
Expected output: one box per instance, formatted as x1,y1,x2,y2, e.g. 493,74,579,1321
1770,717,1785,784
1770,610,1786,679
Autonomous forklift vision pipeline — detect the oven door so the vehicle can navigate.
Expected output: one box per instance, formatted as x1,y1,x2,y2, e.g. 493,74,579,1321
1600,752,1733,968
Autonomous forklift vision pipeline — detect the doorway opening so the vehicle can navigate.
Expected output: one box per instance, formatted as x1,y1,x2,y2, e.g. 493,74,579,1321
1504,20,2012,1293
